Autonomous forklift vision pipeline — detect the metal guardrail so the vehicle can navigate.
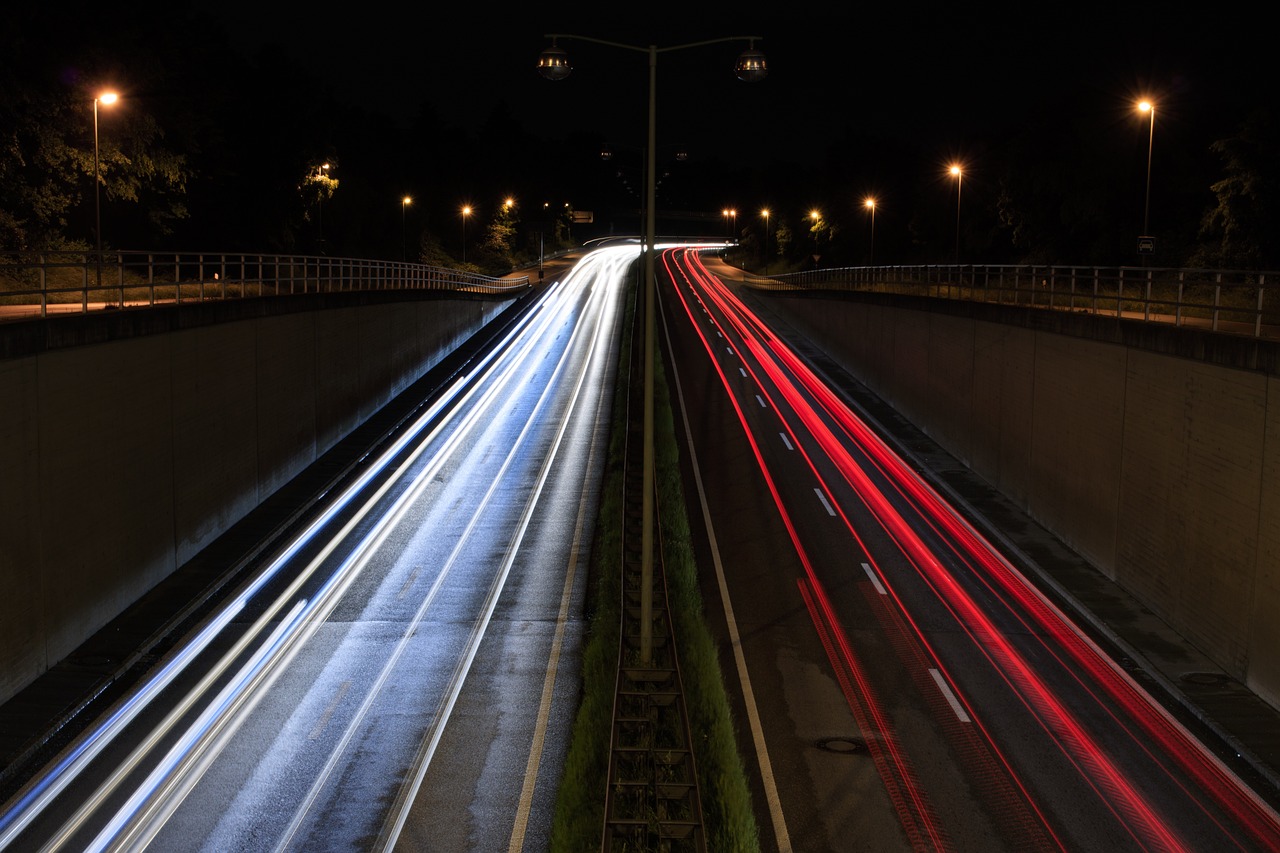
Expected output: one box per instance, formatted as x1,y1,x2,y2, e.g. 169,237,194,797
0,251,531,321
758,264,1279,340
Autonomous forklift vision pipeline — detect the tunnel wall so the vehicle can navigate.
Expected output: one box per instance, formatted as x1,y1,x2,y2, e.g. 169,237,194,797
754,290,1280,712
0,293,513,705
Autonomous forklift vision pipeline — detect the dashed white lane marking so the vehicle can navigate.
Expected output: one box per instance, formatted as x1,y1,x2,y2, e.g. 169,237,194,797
861,562,887,595
930,668,972,722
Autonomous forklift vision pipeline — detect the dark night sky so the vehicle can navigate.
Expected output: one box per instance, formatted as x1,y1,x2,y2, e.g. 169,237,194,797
192,2,1273,172
13,1,1276,259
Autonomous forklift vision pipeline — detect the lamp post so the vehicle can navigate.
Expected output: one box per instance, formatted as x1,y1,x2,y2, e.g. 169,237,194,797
461,205,472,264
1138,99,1155,240
864,197,877,266
316,163,330,252
539,33,765,665
809,209,822,266
761,207,770,274
92,90,119,286
949,164,963,264
401,196,412,263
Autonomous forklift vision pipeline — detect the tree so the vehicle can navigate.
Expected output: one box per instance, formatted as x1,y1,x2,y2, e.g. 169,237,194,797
476,197,519,272
0,7,195,252
1194,108,1280,269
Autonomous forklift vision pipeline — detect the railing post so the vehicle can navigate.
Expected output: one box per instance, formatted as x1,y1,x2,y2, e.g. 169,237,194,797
1213,272,1222,332
1176,271,1184,327
1144,268,1153,322
1256,274,1266,338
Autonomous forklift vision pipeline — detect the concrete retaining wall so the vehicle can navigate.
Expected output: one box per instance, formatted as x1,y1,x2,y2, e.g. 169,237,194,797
0,293,513,704
757,291,1280,712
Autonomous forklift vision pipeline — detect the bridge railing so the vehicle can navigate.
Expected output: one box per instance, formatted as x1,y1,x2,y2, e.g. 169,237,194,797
761,264,1279,340
0,251,531,321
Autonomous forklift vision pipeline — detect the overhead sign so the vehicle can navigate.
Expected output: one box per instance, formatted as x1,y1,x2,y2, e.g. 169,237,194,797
1137,235,1155,254
570,211,594,223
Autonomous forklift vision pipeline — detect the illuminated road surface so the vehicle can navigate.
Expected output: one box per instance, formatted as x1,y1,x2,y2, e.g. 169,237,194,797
659,248,1280,852
0,246,632,852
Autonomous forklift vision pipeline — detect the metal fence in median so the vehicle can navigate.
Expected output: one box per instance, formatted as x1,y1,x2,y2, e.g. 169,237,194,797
0,251,532,321
762,264,1280,340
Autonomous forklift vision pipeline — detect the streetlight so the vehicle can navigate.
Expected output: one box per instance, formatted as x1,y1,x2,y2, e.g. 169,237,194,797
1138,99,1156,241
722,208,737,243
864,197,877,265
949,164,963,264
809,209,822,265
92,90,119,285
460,205,472,264
539,33,765,665
401,196,412,263
316,163,331,252
761,208,771,274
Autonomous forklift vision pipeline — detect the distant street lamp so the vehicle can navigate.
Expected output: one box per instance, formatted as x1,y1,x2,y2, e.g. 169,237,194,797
401,196,412,262
761,208,770,273
722,207,737,243
316,163,331,252
864,197,877,265
949,164,963,264
461,205,472,263
1138,99,1156,239
92,90,119,285
538,32,765,665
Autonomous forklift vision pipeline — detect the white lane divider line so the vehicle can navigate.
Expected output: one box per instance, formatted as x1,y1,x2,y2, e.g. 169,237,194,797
861,562,886,595
814,488,836,517
309,681,351,740
779,433,793,451
930,668,971,723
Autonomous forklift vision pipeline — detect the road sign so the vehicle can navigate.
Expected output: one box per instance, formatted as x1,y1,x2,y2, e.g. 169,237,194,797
1137,235,1155,254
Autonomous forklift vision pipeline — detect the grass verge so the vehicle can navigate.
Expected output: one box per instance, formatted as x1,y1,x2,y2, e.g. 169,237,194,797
550,283,760,850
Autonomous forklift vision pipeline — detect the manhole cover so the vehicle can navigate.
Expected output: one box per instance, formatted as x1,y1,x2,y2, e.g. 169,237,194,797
1181,672,1230,686
816,737,867,755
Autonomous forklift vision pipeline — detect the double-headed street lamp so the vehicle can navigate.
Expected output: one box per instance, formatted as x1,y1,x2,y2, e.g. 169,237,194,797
539,33,766,664
722,207,737,243
93,90,119,285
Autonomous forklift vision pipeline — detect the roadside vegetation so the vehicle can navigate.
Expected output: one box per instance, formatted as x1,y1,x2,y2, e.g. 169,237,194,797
550,283,760,851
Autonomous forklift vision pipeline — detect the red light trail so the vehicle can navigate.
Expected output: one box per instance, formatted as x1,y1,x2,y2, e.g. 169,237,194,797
661,247,1280,852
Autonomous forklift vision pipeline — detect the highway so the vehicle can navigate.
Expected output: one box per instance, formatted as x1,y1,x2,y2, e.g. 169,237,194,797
0,246,631,852
657,247,1280,852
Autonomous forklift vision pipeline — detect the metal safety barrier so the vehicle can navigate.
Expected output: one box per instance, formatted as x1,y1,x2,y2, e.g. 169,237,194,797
0,250,531,321
759,264,1279,340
